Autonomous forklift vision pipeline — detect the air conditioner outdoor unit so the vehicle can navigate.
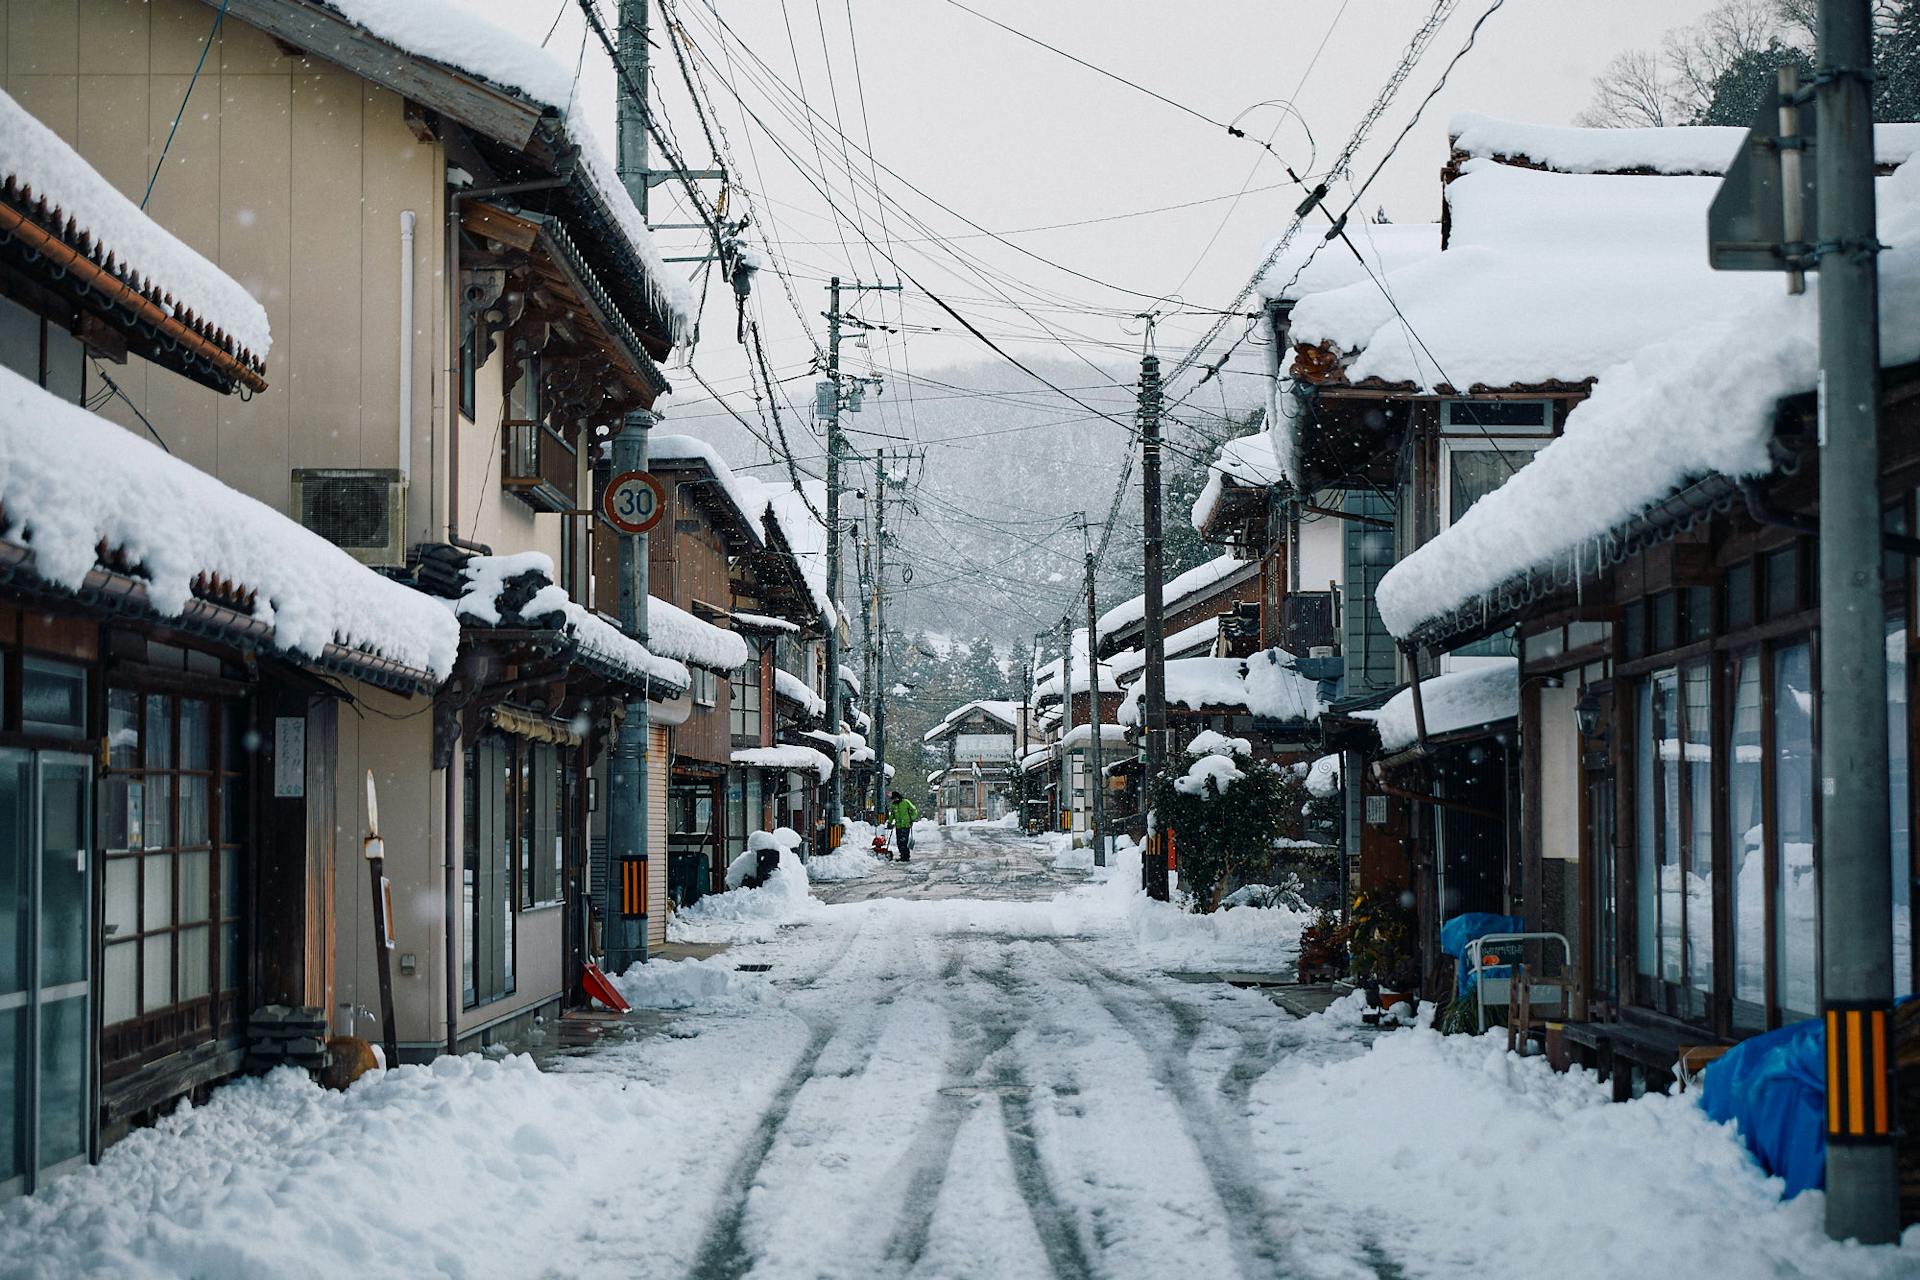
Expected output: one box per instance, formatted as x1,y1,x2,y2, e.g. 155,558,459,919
292,468,407,567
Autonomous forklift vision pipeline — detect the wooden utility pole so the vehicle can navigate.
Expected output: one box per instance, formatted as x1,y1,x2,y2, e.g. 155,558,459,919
1058,613,1073,834
1139,352,1171,899
1083,542,1107,867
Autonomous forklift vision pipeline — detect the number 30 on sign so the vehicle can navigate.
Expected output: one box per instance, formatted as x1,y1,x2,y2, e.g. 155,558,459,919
603,470,666,534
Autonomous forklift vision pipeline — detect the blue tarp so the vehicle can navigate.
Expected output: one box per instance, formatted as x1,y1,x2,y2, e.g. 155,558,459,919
1696,997,1914,1199
1697,1017,1827,1198
1439,912,1523,997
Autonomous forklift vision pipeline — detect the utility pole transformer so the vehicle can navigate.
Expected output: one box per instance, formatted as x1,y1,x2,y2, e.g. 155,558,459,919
1139,353,1171,900
1815,0,1898,1243
606,0,654,970
1083,549,1107,866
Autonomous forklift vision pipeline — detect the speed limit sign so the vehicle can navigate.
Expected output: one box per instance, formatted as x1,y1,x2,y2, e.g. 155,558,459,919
603,470,666,534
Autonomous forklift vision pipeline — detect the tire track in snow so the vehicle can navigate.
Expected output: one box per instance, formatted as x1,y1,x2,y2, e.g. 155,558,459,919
1044,941,1295,1280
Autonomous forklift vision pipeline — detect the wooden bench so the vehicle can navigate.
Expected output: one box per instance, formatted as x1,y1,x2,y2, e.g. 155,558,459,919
1553,1017,1728,1101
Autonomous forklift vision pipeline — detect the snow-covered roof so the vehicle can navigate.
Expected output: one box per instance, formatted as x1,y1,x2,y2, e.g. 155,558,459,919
1096,554,1254,637
737,476,837,628
0,366,455,683
1108,616,1221,681
733,745,832,780
1032,626,1123,701
923,699,1022,741
646,596,750,672
733,610,799,634
452,552,687,692
1019,746,1055,771
798,728,870,762
1191,427,1290,531
838,664,862,694
1118,647,1326,727
1060,722,1129,748
1374,153,1920,642
313,0,693,344
1258,221,1439,304
1356,659,1518,754
1449,111,1920,176
0,89,270,376
646,435,767,547
773,668,825,719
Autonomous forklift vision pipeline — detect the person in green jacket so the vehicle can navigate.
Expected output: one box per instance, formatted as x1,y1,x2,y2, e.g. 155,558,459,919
888,790,917,862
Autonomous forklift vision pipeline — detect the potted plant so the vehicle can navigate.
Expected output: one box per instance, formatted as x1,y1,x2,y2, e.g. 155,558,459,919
1297,908,1349,983
1347,891,1418,1007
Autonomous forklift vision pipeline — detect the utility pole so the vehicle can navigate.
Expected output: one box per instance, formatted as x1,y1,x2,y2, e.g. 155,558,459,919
1082,536,1107,867
1139,352,1171,900
1815,0,1897,1242
872,451,891,821
821,277,901,841
1058,614,1073,836
606,0,654,970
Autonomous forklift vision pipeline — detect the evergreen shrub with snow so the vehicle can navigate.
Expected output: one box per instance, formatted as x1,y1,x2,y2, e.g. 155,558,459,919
1150,730,1310,913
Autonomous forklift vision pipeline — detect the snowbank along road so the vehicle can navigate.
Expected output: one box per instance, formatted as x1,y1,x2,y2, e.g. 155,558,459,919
1,821,1914,1279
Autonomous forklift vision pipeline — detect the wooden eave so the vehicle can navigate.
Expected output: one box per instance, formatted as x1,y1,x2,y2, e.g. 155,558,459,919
647,456,762,550
209,0,548,150
0,192,267,394
1293,341,1596,399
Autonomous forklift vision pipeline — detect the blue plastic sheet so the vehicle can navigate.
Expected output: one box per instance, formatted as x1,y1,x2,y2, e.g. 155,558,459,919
1696,997,1914,1199
1696,1017,1827,1198
1439,912,1524,997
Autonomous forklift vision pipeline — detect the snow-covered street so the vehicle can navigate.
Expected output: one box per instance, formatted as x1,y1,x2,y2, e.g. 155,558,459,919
0,823,1913,1279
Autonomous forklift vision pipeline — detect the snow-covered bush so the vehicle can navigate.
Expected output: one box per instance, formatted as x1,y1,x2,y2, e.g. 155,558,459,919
1150,731,1312,913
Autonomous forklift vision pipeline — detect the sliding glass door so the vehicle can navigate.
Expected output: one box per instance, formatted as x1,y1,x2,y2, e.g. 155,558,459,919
0,749,92,1200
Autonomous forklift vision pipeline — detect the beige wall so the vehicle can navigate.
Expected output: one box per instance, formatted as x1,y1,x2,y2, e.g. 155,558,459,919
1538,686,1580,864
1298,511,1344,596
7,0,579,1047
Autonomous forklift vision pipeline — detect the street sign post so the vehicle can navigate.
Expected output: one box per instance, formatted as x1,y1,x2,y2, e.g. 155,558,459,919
603,469,666,535
1708,66,1819,290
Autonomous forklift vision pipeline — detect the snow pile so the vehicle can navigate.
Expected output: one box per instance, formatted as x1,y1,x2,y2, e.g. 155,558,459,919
1,91,269,363
1060,722,1129,748
1357,658,1518,752
1305,753,1342,799
723,830,784,891
1374,157,1920,640
1245,1024,1920,1278
808,826,885,881
453,552,688,691
612,956,773,1010
319,0,694,343
1096,553,1251,637
0,367,459,681
646,596,750,672
1174,753,1245,796
645,435,767,547
1187,729,1251,757
1119,647,1325,725
773,668,825,718
672,848,820,939
732,744,833,780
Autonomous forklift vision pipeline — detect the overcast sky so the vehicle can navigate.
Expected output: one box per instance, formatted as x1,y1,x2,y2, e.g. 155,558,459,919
456,0,1723,459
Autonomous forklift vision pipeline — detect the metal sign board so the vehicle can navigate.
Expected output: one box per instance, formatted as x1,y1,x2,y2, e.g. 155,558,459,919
603,469,666,535
1708,74,1818,276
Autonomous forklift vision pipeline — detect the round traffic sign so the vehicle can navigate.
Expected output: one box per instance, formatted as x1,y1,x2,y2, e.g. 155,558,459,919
603,470,666,534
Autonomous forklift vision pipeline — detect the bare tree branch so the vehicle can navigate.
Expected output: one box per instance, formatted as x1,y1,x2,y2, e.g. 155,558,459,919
1575,48,1676,128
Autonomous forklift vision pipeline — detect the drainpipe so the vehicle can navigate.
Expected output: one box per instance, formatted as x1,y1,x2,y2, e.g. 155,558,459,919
399,210,416,493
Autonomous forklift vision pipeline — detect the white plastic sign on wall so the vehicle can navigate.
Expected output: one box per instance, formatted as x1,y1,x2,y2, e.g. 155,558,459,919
274,718,305,798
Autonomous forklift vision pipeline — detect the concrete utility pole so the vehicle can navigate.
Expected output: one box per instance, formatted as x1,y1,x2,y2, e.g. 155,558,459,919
1058,614,1073,835
821,277,902,840
601,0,656,972
1083,544,1107,867
1814,0,1897,1242
1139,353,1171,900
872,452,891,820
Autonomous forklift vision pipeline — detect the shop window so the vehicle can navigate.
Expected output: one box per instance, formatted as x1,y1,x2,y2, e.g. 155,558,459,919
1727,651,1767,1029
1764,546,1801,619
1623,602,1647,661
1773,642,1818,1020
693,668,718,708
517,741,569,910
1651,592,1678,654
1682,586,1713,645
1632,663,1712,1011
20,659,85,738
730,645,762,740
99,688,242,1060
1725,562,1755,632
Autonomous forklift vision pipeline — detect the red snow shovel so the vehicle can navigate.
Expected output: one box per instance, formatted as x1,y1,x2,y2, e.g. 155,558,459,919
582,962,632,1013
